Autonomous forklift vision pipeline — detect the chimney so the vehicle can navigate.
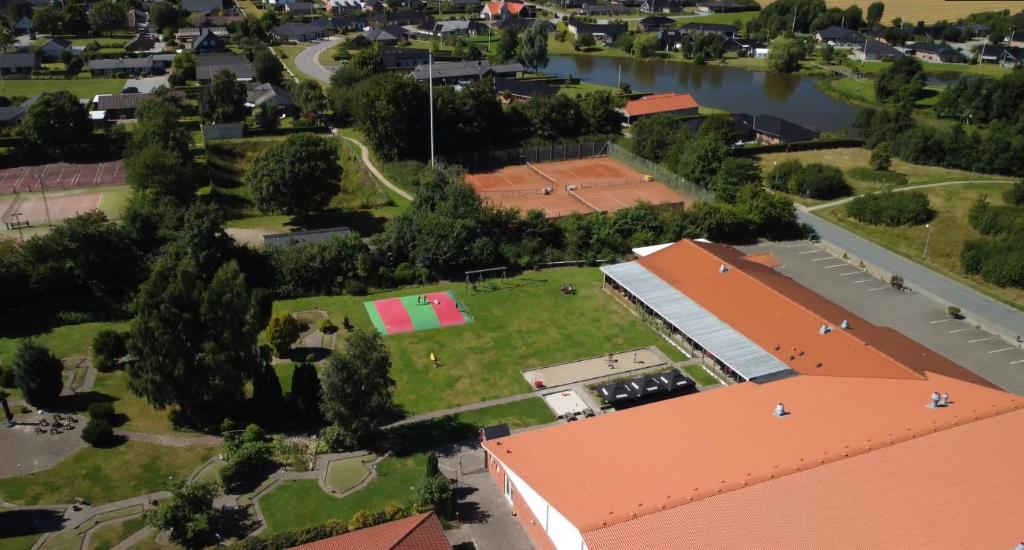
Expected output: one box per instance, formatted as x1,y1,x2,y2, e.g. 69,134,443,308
927,391,940,409
773,403,787,417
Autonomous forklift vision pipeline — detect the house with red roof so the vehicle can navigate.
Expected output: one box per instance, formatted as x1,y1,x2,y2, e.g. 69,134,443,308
621,93,699,124
480,0,530,19
289,512,449,550
481,239,1024,549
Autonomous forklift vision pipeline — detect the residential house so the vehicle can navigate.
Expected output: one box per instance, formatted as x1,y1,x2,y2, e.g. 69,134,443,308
956,23,989,38
151,53,176,71
855,38,901,61
621,93,699,124
1008,30,1024,48
201,122,243,140
579,3,631,16
126,8,149,30
978,44,1023,67
480,0,530,19
95,93,152,119
494,77,558,103
367,11,433,27
909,42,964,63
814,25,863,47
361,27,404,46
657,29,683,50
246,82,294,113
553,0,582,7
181,0,222,14
13,17,32,35
410,60,523,84
638,15,674,32
188,28,224,52
311,15,366,32
697,0,755,12
191,15,243,27
492,18,551,33
381,47,428,70
124,33,158,52
37,38,73,62
679,22,737,38
0,95,40,128
273,22,326,42
723,37,764,54
196,53,253,82
289,513,449,550
736,113,818,144
640,0,686,14
324,0,360,13
265,0,295,5
567,20,628,44
263,227,355,248
284,2,316,15
424,20,488,39
175,26,229,42
88,57,155,77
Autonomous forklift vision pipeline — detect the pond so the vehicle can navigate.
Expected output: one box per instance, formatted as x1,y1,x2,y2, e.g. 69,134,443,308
545,55,862,135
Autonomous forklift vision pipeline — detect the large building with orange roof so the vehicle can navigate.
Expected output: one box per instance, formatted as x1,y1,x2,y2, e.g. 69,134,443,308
481,239,1024,549
621,93,699,124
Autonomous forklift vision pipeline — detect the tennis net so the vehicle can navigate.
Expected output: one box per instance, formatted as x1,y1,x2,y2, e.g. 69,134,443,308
525,162,557,186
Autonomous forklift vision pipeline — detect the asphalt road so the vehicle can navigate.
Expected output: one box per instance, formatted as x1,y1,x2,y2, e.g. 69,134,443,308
293,38,340,84
798,210,1024,341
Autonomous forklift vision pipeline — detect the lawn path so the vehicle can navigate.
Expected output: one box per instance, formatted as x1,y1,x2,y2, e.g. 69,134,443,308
337,135,414,202
805,179,1013,212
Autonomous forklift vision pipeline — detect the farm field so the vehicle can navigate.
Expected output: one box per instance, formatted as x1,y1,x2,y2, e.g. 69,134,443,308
812,0,1017,24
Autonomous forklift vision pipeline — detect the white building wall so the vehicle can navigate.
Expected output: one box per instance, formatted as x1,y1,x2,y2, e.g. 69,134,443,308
502,462,588,550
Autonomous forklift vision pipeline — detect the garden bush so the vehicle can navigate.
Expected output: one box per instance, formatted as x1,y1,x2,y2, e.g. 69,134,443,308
793,163,852,199
846,166,908,186
81,418,115,447
318,319,338,334
968,196,1024,236
0,364,14,387
846,191,933,226
87,402,115,422
961,236,1024,288
1003,180,1024,206
91,329,128,372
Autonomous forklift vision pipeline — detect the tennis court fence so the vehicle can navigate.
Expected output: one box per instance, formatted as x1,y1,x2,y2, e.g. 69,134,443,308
606,142,715,203
443,141,608,170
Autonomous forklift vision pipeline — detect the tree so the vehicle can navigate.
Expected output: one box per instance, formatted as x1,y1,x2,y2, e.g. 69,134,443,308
172,52,197,81
150,2,181,31
200,70,247,123
127,259,264,427
819,43,835,64
65,56,83,77
0,26,13,53
671,133,729,187
124,144,197,202
766,37,804,73
320,329,395,448
519,20,549,71
1003,180,1024,206
81,418,115,446
866,1,885,25
252,47,284,85
578,90,624,135
290,80,327,114
353,73,428,161
13,340,63,409
290,362,322,425
631,115,679,163
251,104,279,131
18,91,91,160
497,28,519,63
7,0,32,22
575,31,596,51
89,0,124,35
875,55,926,104
711,157,761,203
631,33,659,59
870,142,892,171
32,7,62,35
60,3,90,36
92,329,128,372
251,358,286,426
265,313,302,357
245,133,341,215
417,473,453,518
145,480,218,549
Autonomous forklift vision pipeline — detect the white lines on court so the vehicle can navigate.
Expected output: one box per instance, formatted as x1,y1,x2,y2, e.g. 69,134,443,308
853,279,873,284
968,337,998,343
988,347,1014,354
867,286,889,291
824,264,847,269
810,257,834,262
949,328,972,333
929,319,951,324
838,271,861,276
1011,359,1024,365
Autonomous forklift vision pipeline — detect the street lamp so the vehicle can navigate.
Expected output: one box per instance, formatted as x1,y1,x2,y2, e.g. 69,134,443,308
922,223,933,259
773,161,779,190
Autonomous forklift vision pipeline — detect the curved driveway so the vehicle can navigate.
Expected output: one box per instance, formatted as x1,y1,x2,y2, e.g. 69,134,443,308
294,38,341,84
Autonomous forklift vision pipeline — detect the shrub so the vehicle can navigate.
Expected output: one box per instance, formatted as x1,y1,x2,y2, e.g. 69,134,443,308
348,509,379,531
425,452,439,477
343,279,367,296
846,167,908,186
793,163,851,199
265,313,303,358
318,319,338,334
870,142,892,171
846,191,933,226
91,329,128,372
417,474,453,518
87,402,115,422
968,195,1024,236
947,306,961,319
1003,180,1024,206
765,159,803,191
81,418,115,447
0,364,14,388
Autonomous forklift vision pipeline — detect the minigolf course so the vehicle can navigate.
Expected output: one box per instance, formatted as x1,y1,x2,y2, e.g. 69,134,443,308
364,291,473,336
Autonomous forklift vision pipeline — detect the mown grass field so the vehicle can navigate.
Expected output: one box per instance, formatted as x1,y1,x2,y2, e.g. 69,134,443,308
0,442,215,505
819,180,1024,310
275,268,684,415
0,320,128,367
0,79,125,99
88,515,148,550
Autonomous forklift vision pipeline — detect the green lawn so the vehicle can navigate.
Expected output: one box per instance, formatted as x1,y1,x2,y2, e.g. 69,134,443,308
89,515,147,550
0,535,38,550
91,371,199,437
840,58,1010,78
819,180,1024,310
274,268,683,415
0,442,216,506
387,398,557,454
0,79,125,99
273,45,309,82
325,454,376,493
682,364,720,387
39,506,143,550
259,454,425,534
0,320,128,369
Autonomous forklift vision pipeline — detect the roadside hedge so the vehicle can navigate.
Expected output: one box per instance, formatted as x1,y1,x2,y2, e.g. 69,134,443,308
845,191,933,226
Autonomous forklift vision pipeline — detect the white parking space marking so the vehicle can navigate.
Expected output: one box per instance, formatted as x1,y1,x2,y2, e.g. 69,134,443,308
968,337,998,343
988,347,1014,354
810,257,834,262
797,250,821,255
930,319,951,324
949,328,972,333
824,264,847,269
868,286,889,291
788,243,814,248
838,271,861,276
853,279,873,284
1011,359,1024,365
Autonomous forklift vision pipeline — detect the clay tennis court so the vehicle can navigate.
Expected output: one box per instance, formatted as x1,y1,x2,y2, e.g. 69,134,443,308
465,157,687,218
2,191,103,228
0,161,125,195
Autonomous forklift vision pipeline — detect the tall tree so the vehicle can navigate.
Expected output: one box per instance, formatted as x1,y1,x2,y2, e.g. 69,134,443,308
245,133,341,215
60,3,90,36
250,353,285,426
289,362,322,425
578,90,624,135
88,0,124,35
200,70,246,123
31,7,62,35
18,91,91,160
145,480,217,549
875,55,925,104
631,33,659,58
150,2,181,31
124,144,197,203
252,47,284,85
766,37,804,73
127,259,263,427
866,1,885,25
497,28,519,63
353,73,428,161
519,20,549,71
320,329,395,447
13,340,63,409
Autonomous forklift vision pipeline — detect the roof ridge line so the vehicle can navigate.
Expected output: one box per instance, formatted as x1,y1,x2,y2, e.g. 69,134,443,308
578,400,1024,534
387,512,433,549
691,241,923,380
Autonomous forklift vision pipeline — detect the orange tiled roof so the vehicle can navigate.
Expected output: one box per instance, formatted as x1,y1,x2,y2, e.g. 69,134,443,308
289,512,450,550
623,93,699,118
483,0,525,16
637,240,995,386
583,406,1024,549
483,373,1022,533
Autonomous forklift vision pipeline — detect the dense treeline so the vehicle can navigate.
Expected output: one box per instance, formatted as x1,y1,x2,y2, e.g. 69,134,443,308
962,187,1024,288
329,46,624,161
747,0,864,38
935,71,1024,126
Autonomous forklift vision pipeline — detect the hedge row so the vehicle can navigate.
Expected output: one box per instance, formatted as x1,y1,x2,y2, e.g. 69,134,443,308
845,191,933,226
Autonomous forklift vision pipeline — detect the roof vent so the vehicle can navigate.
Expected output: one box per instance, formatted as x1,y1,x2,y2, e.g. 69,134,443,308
719,264,729,273
819,324,831,335
840,319,850,329
773,403,788,417
927,391,941,409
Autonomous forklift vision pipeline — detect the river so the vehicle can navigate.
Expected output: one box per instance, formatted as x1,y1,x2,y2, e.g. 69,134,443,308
545,55,861,135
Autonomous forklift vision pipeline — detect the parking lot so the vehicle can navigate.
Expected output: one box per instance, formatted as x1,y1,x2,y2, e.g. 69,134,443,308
741,241,1024,395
